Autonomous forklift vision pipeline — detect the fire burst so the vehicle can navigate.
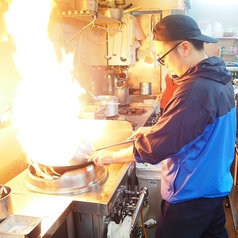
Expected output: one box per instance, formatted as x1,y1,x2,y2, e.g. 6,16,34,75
4,0,86,165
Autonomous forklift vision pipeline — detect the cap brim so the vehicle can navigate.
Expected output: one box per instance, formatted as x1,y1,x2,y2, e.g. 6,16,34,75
188,34,218,43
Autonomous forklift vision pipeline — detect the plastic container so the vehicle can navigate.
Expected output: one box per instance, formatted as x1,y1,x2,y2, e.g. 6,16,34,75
136,162,162,180
136,163,162,220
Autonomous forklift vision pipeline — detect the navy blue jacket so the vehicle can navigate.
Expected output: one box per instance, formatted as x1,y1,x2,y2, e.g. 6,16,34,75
134,56,236,203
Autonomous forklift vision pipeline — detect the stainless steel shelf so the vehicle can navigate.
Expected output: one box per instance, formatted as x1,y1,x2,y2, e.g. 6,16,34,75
222,53,238,56
59,10,122,26
217,37,238,40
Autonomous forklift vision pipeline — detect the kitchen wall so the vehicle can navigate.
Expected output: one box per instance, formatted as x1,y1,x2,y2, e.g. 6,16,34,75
187,0,238,35
126,13,161,94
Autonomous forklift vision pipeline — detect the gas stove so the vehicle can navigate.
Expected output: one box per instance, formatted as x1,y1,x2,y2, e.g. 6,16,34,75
6,120,148,237
25,164,108,195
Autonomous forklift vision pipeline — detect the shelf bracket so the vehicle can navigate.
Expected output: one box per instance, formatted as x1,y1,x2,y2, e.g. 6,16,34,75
64,19,95,46
92,24,123,33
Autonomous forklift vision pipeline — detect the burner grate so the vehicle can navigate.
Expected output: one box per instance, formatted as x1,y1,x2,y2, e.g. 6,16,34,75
119,107,147,116
24,165,108,195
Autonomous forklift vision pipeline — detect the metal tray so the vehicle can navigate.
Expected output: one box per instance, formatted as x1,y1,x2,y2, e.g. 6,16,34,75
0,215,41,238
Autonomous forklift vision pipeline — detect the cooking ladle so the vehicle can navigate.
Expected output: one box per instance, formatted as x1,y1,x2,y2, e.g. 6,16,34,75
104,34,112,61
104,54,112,61
120,31,127,62
104,53,112,61
112,35,116,56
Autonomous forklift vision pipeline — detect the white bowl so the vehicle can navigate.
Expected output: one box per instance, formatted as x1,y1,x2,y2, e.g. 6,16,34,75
143,99,156,105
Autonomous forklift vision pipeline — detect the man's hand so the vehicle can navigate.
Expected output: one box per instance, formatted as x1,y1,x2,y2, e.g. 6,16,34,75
69,138,92,165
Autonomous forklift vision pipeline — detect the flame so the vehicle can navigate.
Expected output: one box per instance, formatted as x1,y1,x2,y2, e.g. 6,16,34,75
4,0,88,166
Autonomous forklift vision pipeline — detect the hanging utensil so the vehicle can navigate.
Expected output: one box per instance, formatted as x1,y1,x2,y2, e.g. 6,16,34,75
112,35,116,56
120,31,127,62
104,33,112,61
104,52,112,61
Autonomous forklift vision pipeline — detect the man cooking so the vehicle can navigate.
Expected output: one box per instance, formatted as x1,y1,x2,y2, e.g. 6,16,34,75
88,14,236,237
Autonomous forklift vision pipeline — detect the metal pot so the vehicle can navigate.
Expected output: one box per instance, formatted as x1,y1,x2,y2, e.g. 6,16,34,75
96,95,118,117
0,186,13,222
140,82,152,95
113,87,129,105
75,0,98,12
105,8,123,21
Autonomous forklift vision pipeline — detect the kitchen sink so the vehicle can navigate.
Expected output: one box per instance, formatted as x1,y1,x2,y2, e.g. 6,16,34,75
129,95,157,103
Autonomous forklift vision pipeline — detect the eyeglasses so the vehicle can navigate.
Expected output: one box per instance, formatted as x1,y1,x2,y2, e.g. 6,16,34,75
157,41,183,66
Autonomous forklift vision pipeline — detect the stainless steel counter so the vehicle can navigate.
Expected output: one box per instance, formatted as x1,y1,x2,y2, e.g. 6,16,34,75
7,162,134,237
4,100,159,237
9,193,73,237
117,96,160,131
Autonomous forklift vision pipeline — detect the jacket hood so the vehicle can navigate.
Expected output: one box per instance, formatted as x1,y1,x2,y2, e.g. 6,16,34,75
174,56,232,85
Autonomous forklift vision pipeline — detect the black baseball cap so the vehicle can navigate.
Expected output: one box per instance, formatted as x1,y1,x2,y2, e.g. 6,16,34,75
153,14,218,43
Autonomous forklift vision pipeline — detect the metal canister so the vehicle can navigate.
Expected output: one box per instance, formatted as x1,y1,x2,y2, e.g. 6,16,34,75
96,95,118,117
140,82,152,95
113,87,129,105
0,186,13,222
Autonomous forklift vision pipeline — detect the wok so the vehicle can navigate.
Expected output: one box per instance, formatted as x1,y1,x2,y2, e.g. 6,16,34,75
30,119,133,175
35,161,94,175
32,139,135,175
